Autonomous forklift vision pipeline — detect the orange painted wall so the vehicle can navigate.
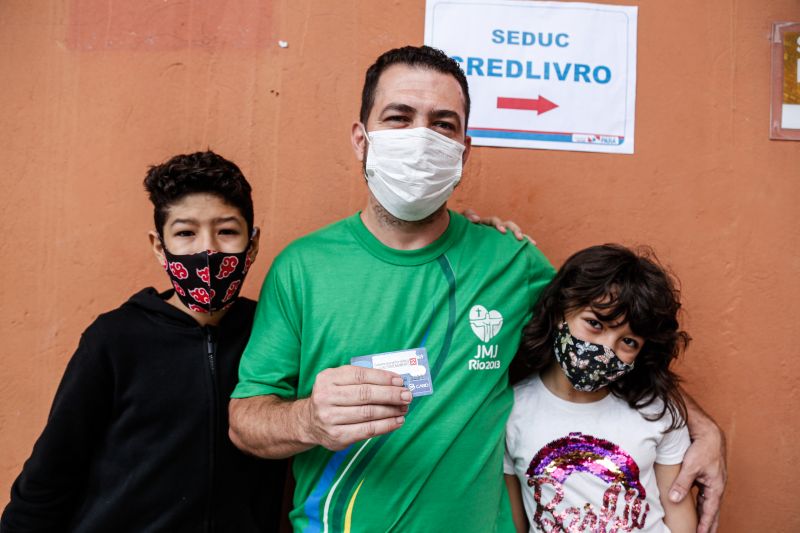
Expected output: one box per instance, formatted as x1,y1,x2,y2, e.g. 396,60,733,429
1,1,797,530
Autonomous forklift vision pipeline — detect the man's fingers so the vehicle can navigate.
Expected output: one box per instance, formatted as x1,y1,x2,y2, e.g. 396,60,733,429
323,383,412,407
322,404,409,425
696,507,720,533
459,209,538,243
351,416,406,440
325,417,406,450
322,365,404,387
707,515,720,533
493,219,508,233
461,208,480,222
696,487,722,533
503,220,523,239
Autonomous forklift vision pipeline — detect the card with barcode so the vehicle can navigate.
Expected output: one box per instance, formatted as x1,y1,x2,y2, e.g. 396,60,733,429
351,347,433,397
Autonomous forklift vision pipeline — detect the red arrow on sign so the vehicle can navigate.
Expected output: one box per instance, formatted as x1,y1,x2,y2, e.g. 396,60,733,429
497,96,558,115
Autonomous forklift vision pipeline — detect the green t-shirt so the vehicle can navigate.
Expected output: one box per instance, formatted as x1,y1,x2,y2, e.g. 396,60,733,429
234,211,555,533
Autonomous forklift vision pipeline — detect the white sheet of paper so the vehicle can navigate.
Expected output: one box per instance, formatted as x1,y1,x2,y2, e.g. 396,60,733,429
425,0,638,154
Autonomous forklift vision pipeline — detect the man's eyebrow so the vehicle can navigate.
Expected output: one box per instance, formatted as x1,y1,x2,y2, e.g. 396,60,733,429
430,109,463,129
380,102,417,115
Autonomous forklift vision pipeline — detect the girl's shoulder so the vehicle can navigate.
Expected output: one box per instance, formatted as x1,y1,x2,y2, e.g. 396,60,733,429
509,374,552,415
637,398,692,463
511,373,545,399
633,396,687,429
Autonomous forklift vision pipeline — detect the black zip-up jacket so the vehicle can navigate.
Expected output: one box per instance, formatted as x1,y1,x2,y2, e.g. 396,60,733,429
1,288,287,533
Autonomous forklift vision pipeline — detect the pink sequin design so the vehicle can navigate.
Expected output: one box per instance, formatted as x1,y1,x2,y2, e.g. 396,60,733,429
526,432,645,498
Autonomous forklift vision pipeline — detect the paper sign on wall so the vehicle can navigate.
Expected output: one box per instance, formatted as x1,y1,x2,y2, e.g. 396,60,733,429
770,22,800,140
425,0,638,154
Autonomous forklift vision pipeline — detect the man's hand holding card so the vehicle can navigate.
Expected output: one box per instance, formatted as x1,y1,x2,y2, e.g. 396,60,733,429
299,364,412,451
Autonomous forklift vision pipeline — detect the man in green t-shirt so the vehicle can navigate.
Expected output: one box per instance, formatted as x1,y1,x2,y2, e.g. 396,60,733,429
230,46,726,533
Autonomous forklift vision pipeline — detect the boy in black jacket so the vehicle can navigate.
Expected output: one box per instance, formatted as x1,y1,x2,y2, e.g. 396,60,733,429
1,151,287,532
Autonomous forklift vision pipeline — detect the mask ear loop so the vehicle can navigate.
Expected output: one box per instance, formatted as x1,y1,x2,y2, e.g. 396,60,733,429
360,124,372,182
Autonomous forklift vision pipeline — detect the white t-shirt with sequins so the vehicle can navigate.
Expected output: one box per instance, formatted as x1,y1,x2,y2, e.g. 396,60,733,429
504,374,690,532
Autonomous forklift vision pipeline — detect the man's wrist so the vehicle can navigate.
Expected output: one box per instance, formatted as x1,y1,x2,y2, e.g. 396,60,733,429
687,408,720,441
682,390,720,440
290,397,318,448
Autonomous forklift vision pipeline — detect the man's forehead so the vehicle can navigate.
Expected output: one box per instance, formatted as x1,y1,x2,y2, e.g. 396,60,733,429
372,64,466,113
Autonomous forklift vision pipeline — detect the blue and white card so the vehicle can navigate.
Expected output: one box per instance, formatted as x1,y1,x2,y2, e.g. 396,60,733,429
351,347,433,397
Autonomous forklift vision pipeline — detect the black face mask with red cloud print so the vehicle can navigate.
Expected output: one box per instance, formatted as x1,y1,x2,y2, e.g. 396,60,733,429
161,244,253,314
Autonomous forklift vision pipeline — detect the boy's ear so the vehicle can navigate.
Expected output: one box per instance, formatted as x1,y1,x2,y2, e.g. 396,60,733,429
149,231,168,270
247,227,261,264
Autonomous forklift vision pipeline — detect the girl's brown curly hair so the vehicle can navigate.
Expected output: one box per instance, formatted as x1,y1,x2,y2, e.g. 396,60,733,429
511,244,690,430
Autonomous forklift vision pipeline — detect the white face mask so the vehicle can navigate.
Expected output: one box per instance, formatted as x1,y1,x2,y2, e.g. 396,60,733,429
363,126,465,222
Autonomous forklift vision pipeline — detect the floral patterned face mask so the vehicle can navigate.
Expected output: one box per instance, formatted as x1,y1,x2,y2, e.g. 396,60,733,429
553,321,635,392
161,244,253,314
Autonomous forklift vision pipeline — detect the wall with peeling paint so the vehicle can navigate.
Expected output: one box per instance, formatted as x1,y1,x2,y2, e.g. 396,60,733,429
0,1,797,530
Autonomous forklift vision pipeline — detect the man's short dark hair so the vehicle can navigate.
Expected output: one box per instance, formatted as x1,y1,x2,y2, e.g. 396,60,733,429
359,45,471,129
143,150,254,235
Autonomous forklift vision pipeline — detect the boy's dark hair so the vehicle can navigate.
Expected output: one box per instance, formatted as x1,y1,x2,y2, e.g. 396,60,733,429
143,150,254,235
513,244,690,430
360,45,471,128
